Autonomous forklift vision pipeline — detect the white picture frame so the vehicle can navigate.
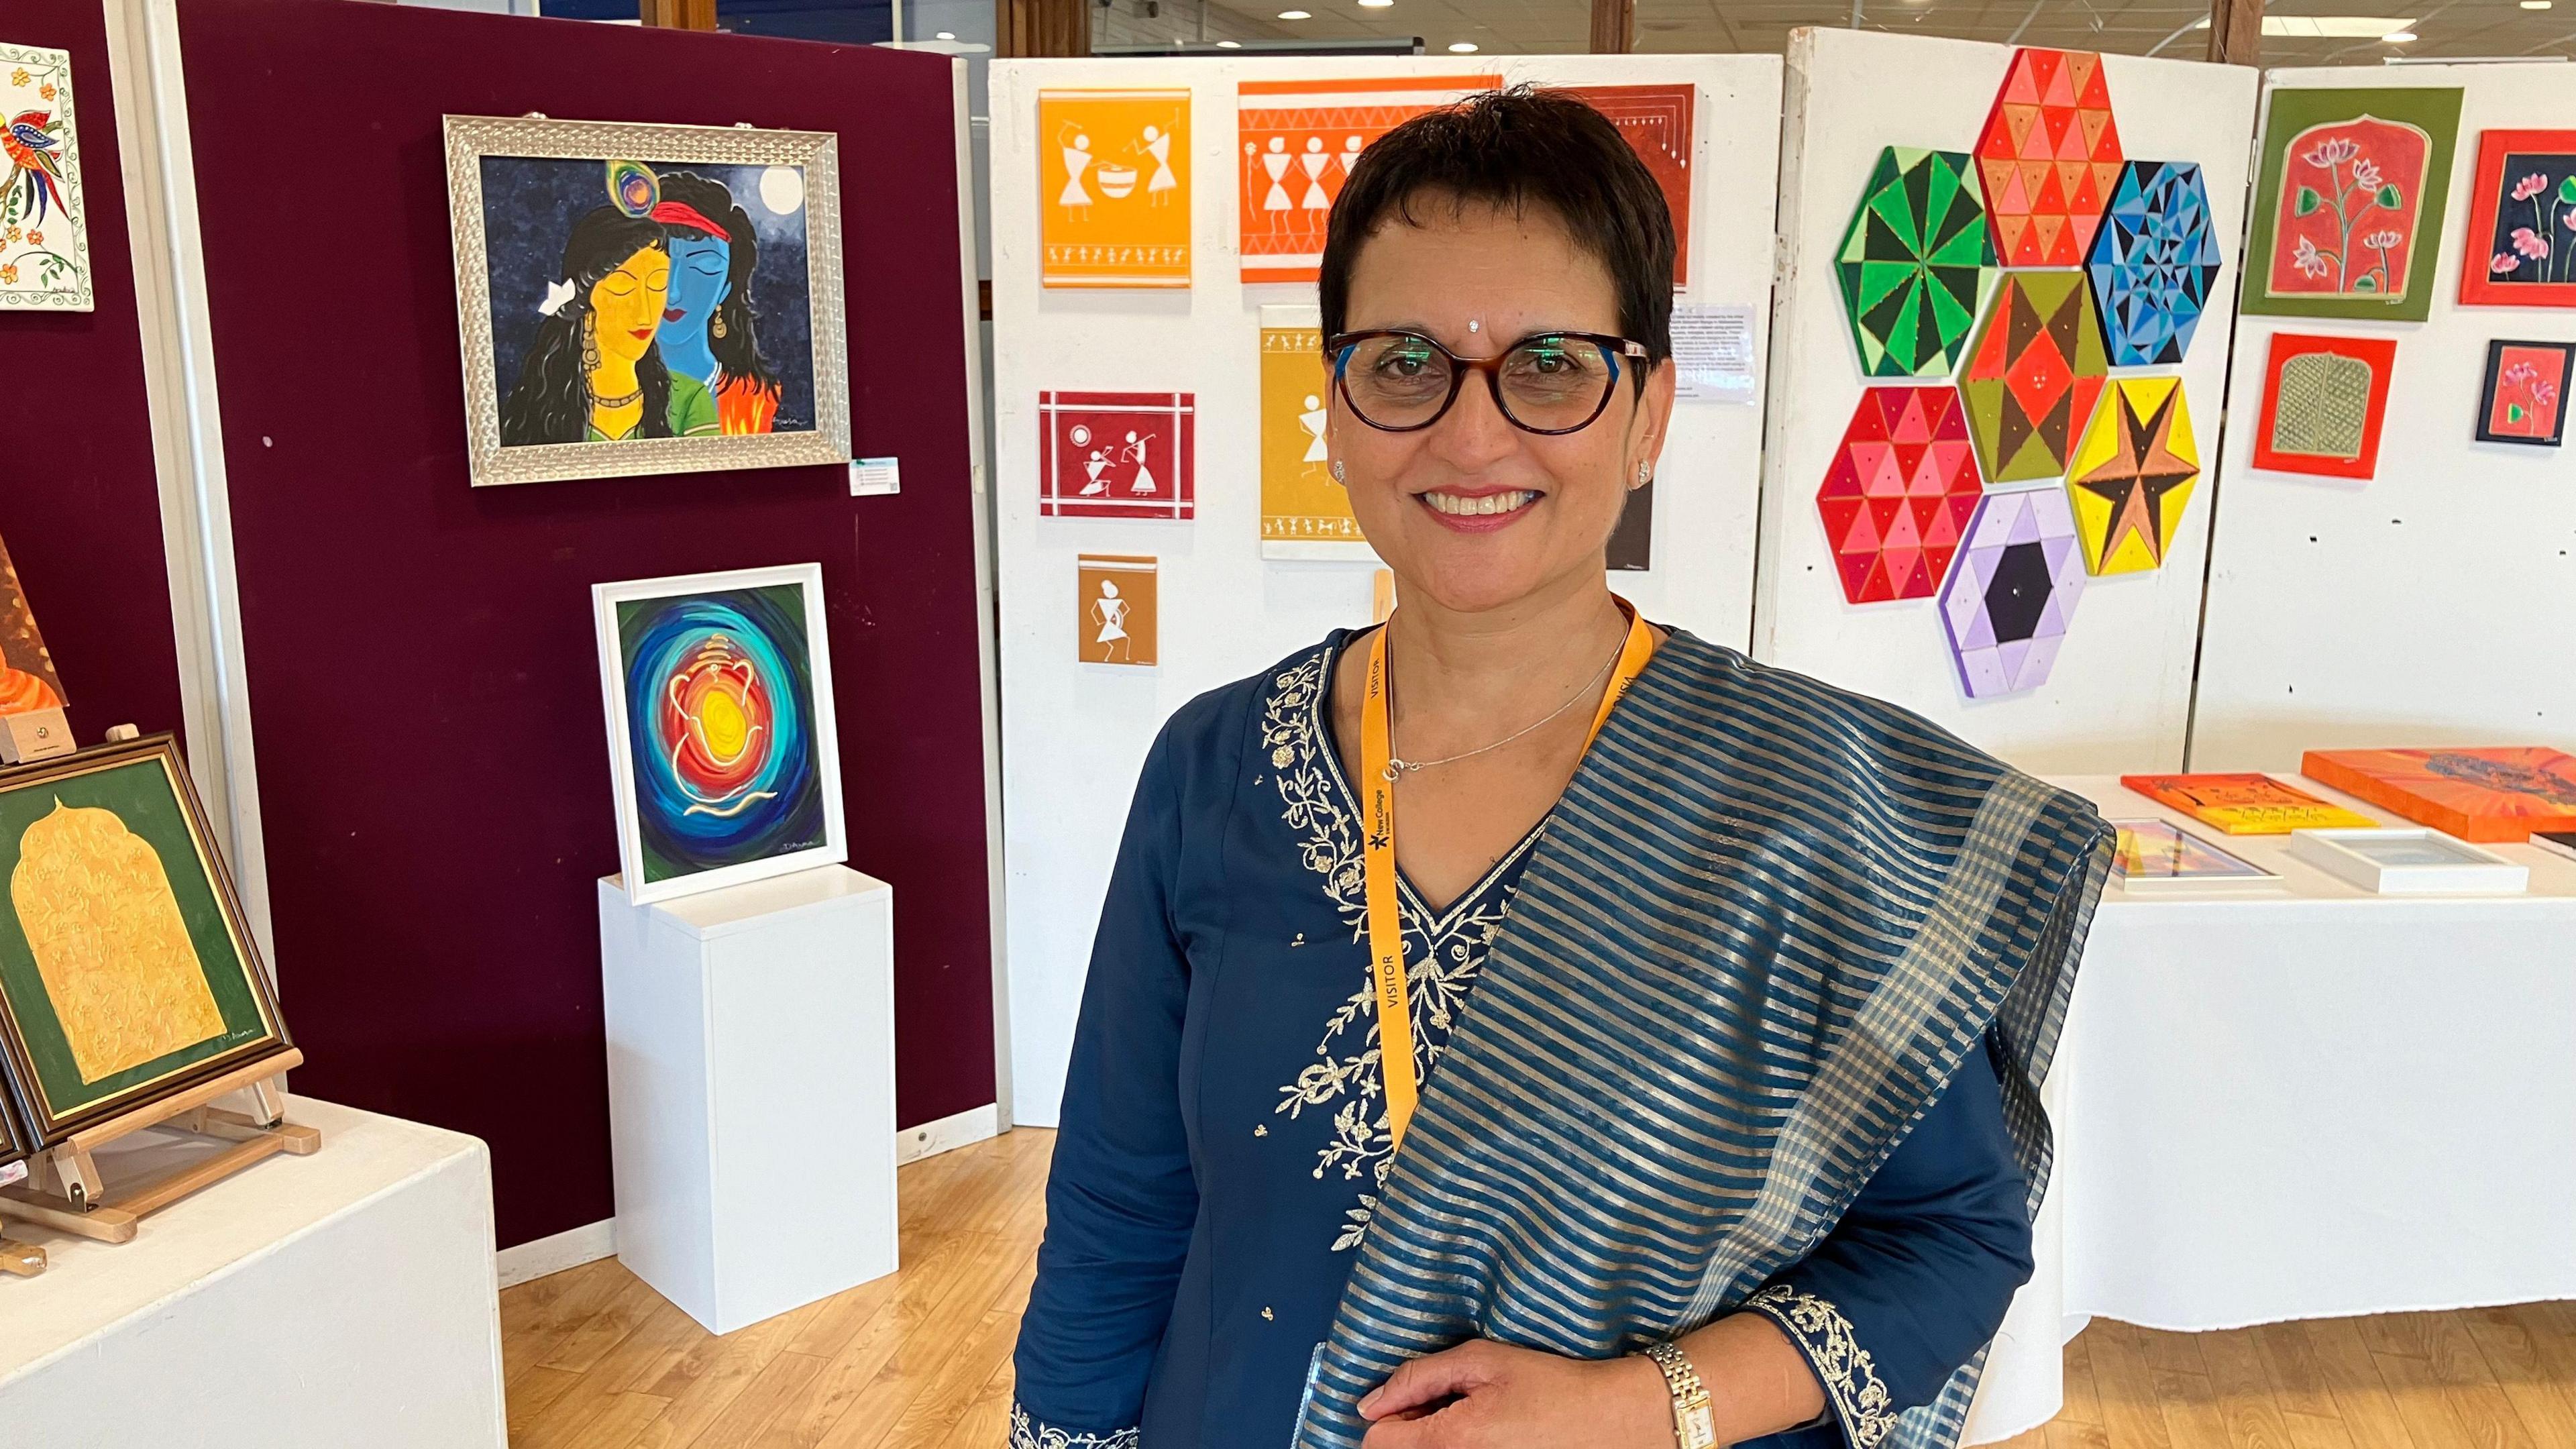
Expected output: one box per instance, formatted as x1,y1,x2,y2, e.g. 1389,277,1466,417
2286,827,2528,896
591,563,846,906
0,43,93,312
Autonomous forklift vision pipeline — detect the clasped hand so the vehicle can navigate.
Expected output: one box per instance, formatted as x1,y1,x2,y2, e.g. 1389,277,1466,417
1354,1338,1674,1448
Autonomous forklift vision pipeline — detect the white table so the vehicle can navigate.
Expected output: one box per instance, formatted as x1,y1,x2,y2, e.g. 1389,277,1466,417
0,1096,507,1448
1966,775,2576,1442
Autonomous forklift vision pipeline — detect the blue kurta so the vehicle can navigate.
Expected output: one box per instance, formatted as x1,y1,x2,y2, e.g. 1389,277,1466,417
1011,631,2037,1449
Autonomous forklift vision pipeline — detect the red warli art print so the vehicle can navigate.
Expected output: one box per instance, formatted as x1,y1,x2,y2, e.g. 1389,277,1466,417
1234,75,1495,284
1570,84,1695,286
1038,391,1196,520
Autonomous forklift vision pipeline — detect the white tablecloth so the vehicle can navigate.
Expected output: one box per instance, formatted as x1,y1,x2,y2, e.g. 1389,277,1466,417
1965,775,2576,1442
0,1095,507,1448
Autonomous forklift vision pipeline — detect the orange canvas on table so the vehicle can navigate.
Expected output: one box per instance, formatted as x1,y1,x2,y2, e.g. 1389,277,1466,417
2302,748,2576,842
2118,772,2377,835
0,531,66,718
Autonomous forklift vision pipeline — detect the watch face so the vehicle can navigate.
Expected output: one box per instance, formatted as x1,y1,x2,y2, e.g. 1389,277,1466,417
1682,1403,1718,1449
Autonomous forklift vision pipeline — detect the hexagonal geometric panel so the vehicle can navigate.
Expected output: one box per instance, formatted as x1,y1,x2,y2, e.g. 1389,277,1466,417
1975,48,2125,268
1960,271,2109,485
2067,376,2200,576
1939,488,2087,699
1837,148,2000,378
2088,160,2223,367
1817,386,1985,605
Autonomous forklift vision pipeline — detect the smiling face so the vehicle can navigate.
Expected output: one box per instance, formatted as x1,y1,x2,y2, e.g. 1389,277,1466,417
663,234,732,342
589,242,672,368
1332,197,1672,616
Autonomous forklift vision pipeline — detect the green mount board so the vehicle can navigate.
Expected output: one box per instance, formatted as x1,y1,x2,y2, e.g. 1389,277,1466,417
1837,148,2001,377
1960,270,2108,483
2242,87,2464,323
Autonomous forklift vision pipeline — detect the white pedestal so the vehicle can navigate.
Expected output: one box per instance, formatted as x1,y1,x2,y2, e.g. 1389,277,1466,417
598,864,899,1334
0,1097,505,1448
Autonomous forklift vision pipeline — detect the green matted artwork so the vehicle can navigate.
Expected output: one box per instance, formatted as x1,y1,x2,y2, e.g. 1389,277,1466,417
2242,87,2464,323
0,735,288,1147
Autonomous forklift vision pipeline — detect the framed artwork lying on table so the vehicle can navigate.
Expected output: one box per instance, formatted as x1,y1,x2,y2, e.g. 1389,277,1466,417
443,114,849,487
0,735,292,1148
2287,828,2528,896
593,564,845,906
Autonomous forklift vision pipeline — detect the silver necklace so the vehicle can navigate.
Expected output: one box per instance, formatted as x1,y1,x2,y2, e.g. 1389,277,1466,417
1383,628,1627,780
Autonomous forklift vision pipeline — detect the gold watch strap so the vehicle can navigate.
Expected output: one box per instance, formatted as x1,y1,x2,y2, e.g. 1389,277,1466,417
1642,1341,1720,1449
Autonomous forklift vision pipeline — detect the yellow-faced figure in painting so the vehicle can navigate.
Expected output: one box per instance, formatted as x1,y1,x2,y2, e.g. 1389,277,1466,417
498,161,721,446
11,801,224,1083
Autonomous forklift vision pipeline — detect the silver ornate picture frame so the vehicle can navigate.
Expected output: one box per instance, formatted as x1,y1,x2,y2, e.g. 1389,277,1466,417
443,115,850,488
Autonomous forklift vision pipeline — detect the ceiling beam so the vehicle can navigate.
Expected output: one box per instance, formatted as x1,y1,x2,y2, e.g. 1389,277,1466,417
1591,0,1636,54
638,0,716,29
998,0,1091,56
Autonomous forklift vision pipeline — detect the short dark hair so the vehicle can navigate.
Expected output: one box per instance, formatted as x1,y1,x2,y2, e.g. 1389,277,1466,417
1318,85,1675,366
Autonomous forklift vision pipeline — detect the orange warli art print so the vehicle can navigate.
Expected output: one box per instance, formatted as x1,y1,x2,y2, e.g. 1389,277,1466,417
1235,75,1495,284
1039,89,1191,288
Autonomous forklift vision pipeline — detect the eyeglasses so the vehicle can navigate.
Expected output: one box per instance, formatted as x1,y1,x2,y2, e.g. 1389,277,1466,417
1326,329,1650,435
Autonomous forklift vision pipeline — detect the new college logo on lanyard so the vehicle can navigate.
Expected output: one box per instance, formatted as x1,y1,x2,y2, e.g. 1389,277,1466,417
1358,599,1658,1152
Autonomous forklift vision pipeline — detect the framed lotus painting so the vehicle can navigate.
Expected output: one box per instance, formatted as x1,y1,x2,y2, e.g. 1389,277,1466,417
1,43,92,311
0,735,291,1147
2476,339,2570,447
2243,87,2463,323
592,564,845,906
444,115,850,488
2459,129,2576,308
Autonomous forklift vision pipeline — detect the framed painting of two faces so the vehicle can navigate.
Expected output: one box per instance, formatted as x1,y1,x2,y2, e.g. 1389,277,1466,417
443,115,851,487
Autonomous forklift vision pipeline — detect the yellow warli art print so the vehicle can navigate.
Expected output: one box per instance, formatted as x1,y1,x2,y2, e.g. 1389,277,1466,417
1259,304,1376,562
1039,89,1191,288
11,801,225,1083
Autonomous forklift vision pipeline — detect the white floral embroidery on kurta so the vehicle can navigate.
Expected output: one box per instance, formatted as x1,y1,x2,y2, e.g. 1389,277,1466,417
1260,649,1525,1252
1010,1403,1140,1449
1742,1284,1899,1448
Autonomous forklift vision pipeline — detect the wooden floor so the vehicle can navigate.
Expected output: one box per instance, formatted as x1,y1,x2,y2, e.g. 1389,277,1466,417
501,1128,2576,1449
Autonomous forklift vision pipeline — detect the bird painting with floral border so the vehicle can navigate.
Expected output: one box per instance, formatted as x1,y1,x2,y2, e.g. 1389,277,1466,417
3,108,66,227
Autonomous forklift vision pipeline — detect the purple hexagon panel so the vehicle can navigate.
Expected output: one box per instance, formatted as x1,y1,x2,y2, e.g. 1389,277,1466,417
1938,488,2088,698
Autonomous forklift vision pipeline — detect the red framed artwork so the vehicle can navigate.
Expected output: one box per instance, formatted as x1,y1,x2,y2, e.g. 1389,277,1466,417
2458,128,2576,308
2477,339,2571,447
2249,331,2398,479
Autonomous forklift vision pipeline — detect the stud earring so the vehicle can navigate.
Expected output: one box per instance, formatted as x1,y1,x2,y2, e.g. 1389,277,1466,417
1330,459,1347,484
1635,461,1654,486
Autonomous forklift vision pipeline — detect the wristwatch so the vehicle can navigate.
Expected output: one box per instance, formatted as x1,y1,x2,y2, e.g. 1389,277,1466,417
1641,1340,1719,1449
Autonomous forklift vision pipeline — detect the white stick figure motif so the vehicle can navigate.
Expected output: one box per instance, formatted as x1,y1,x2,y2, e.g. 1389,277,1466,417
1299,394,1329,466
1122,431,1160,495
1299,137,1332,209
1142,123,1178,203
1059,127,1095,210
1262,138,1295,211
1090,580,1132,663
1081,446,1112,495
1339,133,1364,178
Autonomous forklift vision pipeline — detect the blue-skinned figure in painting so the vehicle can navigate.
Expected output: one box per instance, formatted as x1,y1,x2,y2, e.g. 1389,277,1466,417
653,172,783,435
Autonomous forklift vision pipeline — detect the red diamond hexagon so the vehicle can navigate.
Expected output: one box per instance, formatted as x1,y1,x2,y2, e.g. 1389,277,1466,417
1975,48,2125,268
1817,386,1986,604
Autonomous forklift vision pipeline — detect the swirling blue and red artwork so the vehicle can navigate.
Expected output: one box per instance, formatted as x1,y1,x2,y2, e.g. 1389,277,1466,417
616,584,827,885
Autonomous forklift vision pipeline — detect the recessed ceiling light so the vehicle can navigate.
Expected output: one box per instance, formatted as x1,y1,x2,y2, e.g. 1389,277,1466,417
1358,0,1394,7
2383,28,2417,40
1277,8,1310,17
2522,1,2552,10
1217,38,1241,46
1448,40,1478,52
934,30,955,38
2193,14,2420,36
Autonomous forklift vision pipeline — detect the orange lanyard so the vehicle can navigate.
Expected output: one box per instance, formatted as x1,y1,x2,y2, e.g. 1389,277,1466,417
1358,600,1658,1152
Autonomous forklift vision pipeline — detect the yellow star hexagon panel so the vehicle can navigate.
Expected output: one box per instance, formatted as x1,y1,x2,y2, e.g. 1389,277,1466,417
2065,375,2198,576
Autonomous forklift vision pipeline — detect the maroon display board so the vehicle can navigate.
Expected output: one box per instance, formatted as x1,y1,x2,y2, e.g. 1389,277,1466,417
175,0,992,1248
5,1,189,755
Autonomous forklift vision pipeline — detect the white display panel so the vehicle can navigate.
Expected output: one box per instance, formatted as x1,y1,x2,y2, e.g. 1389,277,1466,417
991,55,1783,1125
2192,63,2576,771
1756,29,2258,774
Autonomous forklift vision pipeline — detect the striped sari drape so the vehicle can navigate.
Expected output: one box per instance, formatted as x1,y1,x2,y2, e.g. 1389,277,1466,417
1289,631,2113,1449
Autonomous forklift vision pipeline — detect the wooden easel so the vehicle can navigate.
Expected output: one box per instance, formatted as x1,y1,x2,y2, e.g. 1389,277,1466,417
0,1051,319,1246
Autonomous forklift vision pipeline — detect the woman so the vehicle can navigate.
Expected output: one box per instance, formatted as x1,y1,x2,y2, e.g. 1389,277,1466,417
498,170,720,445
1011,89,2111,1449
654,172,783,435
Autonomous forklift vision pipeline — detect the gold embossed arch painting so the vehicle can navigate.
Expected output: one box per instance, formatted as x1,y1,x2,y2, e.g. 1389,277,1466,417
0,735,288,1146
444,115,850,487
2243,87,2462,323
592,564,846,906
